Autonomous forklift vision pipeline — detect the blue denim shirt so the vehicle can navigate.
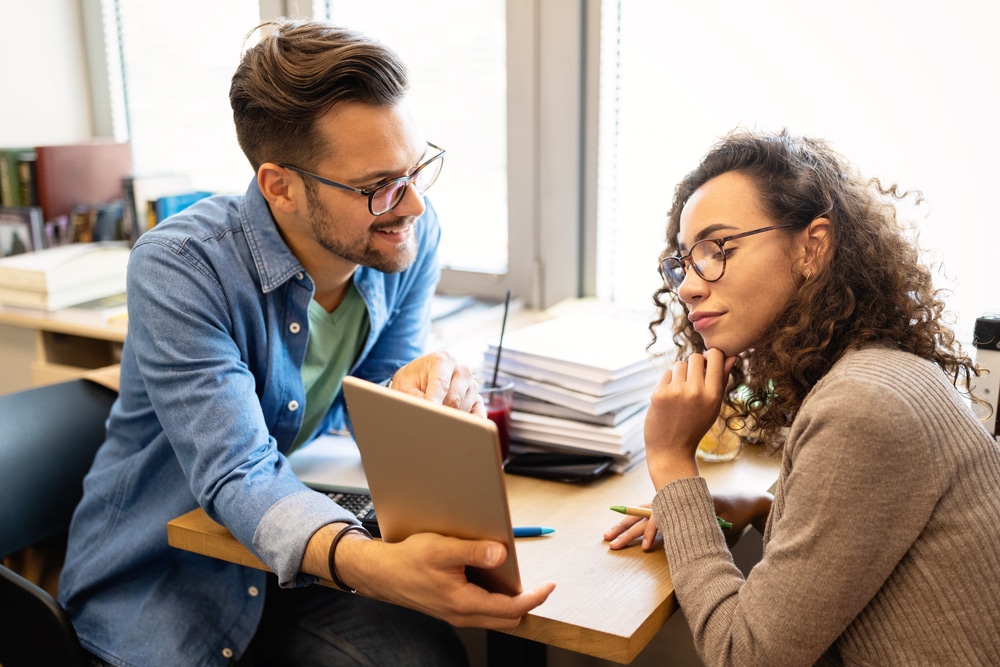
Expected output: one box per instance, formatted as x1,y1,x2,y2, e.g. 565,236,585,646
58,179,441,667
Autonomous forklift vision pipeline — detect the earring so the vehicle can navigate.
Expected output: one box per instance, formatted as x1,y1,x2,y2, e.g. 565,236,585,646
803,269,813,283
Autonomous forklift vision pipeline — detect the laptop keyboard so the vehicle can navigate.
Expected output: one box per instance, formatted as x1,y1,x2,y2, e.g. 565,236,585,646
325,491,381,537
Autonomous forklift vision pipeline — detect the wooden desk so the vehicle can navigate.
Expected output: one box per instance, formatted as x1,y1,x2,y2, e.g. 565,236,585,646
168,445,779,664
0,304,127,394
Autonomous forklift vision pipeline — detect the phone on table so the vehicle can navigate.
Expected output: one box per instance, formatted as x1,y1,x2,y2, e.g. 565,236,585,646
504,452,613,483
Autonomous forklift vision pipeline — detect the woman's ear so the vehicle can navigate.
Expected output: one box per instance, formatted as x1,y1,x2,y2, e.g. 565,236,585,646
801,217,832,276
257,163,300,215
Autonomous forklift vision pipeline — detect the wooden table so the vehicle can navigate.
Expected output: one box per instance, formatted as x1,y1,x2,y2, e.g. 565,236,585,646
168,444,779,664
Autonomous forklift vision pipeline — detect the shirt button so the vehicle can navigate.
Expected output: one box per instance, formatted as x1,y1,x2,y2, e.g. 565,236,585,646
222,647,234,659
288,400,299,412
296,272,304,280
248,585,259,597
289,322,301,334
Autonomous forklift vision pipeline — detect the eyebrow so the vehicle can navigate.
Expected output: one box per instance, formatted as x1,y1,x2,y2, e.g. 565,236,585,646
351,144,429,187
679,223,739,251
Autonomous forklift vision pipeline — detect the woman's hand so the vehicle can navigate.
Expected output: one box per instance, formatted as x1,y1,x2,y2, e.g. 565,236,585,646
713,491,773,546
603,506,660,551
644,349,738,489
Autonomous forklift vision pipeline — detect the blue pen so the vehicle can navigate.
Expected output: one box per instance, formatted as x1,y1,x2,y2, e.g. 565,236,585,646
513,526,555,538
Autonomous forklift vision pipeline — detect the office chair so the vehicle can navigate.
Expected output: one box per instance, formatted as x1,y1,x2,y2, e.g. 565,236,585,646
0,378,117,667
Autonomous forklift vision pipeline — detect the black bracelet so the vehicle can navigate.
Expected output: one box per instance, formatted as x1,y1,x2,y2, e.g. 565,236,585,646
327,524,372,593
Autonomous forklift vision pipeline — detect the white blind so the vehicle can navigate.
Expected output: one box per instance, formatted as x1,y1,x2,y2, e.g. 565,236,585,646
324,0,508,274
597,0,1000,340
107,0,263,194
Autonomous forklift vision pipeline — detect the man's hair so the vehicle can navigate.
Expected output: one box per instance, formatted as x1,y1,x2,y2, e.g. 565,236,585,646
230,20,409,172
650,128,976,443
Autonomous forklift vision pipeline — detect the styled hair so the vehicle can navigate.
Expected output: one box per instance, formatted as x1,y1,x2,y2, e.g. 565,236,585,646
651,128,977,444
230,19,409,172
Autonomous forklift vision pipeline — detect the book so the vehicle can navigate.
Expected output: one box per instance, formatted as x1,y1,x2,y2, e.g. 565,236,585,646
512,394,648,426
0,274,128,310
153,190,212,223
0,147,32,208
0,207,44,256
16,152,37,207
33,140,132,222
122,174,193,240
485,311,658,384
60,291,128,324
484,350,661,396
508,375,654,415
509,407,647,454
0,241,130,292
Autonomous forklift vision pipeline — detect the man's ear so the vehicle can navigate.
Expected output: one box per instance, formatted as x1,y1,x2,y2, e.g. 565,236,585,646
257,163,300,214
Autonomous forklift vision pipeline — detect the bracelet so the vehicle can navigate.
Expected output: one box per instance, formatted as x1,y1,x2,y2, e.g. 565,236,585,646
327,524,372,593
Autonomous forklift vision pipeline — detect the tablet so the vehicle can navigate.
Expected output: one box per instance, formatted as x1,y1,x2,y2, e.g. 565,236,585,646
341,375,521,595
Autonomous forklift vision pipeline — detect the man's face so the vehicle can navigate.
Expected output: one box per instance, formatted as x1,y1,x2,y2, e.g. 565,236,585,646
299,99,428,274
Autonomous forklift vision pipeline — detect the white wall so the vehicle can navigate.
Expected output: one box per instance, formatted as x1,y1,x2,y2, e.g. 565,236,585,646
0,0,94,146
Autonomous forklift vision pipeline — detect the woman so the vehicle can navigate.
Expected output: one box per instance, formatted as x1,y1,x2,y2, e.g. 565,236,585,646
605,129,1000,665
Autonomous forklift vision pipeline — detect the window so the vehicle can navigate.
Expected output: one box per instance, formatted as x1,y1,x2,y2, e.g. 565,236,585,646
322,1,508,274
594,0,1000,341
101,0,260,194
96,0,588,305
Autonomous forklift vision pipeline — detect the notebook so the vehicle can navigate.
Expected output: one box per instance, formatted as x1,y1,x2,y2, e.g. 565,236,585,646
340,375,522,596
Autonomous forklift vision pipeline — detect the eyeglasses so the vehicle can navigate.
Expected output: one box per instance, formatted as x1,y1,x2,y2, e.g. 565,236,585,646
659,224,796,291
280,142,445,216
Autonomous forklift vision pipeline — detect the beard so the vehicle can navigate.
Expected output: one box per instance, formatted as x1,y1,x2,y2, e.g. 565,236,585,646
305,183,418,274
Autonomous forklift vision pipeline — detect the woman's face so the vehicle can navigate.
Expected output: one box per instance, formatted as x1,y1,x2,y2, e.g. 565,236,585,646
674,171,804,356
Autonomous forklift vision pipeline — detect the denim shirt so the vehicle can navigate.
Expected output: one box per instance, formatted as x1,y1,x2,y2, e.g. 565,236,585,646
58,179,441,667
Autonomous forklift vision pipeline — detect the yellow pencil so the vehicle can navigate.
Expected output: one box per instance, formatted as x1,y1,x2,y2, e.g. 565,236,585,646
609,505,732,529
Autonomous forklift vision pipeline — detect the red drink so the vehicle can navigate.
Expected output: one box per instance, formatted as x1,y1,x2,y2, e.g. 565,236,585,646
480,379,514,462
486,400,512,462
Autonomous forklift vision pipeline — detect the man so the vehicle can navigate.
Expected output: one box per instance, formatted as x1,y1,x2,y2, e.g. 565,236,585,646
59,19,554,667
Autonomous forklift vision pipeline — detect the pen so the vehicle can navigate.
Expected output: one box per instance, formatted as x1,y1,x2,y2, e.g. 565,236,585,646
513,526,555,538
609,505,733,530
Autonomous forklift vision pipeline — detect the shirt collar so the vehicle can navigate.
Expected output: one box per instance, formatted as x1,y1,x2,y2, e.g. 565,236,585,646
239,177,307,293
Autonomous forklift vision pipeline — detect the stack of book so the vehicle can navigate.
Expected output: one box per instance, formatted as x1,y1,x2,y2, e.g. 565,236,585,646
0,242,130,311
483,307,663,472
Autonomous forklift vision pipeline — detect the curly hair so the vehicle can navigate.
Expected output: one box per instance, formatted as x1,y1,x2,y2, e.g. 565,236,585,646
650,129,977,444
230,19,409,172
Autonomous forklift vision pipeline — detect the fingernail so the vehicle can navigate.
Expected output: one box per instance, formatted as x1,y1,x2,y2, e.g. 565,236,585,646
486,544,502,564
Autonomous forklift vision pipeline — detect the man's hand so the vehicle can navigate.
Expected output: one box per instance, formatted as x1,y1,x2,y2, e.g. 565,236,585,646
335,530,557,629
390,351,486,417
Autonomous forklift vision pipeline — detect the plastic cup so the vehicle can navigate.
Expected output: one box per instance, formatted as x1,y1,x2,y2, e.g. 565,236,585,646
479,379,515,462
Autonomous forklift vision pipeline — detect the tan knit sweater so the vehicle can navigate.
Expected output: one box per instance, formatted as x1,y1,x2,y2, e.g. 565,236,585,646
652,346,1000,666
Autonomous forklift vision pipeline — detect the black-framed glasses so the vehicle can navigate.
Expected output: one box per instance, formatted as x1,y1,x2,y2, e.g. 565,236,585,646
279,142,445,216
659,224,797,291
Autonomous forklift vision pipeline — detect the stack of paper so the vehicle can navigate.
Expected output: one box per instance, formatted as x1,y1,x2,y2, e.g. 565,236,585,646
483,307,663,472
0,242,130,310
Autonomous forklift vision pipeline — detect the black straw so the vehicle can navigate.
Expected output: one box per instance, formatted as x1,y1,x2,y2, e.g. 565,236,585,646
491,289,512,387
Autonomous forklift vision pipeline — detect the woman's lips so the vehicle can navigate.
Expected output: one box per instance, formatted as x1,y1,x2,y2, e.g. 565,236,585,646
689,311,722,332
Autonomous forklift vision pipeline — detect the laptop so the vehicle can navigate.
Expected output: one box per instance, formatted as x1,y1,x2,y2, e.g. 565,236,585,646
288,434,381,536
340,375,522,596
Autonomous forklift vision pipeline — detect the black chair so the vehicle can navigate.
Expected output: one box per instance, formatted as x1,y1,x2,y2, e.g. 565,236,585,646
0,378,117,667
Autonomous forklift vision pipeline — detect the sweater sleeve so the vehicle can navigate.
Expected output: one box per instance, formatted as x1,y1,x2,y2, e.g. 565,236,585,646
652,362,945,667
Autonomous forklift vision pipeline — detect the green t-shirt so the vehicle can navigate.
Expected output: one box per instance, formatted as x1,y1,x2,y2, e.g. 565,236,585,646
292,284,369,450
